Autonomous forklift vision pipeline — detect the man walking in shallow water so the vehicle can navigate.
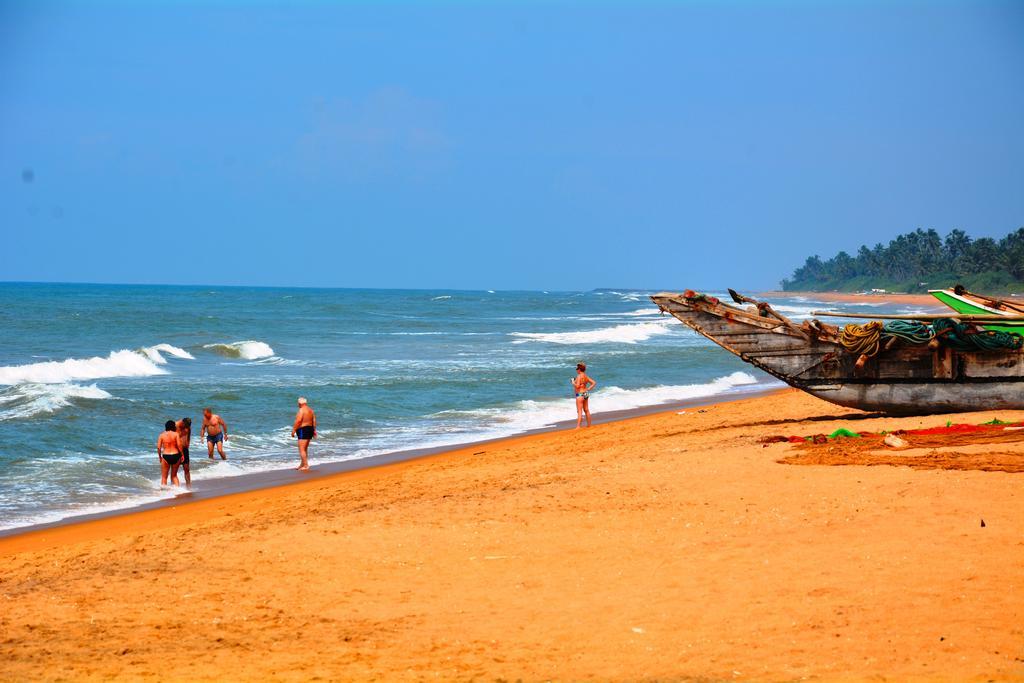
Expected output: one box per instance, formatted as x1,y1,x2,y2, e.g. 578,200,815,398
291,397,317,471
201,408,229,460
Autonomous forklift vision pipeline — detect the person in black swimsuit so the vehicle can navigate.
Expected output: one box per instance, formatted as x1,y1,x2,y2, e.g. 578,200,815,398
157,420,184,487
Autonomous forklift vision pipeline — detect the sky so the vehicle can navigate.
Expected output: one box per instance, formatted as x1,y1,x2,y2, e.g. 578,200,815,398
1,0,1022,291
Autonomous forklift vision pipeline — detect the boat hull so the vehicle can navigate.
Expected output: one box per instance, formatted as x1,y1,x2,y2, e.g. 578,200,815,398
651,291,1024,415
803,381,1024,415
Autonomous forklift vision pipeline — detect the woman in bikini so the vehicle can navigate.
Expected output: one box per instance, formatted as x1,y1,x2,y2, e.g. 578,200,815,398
157,420,184,487
572,362,597,429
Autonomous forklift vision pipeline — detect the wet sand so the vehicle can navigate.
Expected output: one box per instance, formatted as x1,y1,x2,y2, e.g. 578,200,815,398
2,390,1022,681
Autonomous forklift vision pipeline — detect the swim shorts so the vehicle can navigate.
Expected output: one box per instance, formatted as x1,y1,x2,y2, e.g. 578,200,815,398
296,426,314,440
207,432,224,444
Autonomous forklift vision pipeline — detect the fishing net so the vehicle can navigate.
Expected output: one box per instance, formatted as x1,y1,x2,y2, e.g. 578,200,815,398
764,419,1024,472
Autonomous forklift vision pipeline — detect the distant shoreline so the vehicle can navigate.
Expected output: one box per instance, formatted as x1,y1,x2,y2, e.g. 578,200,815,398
760,290,942,307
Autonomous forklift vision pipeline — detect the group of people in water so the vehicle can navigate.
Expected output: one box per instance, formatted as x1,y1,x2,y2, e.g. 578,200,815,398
154,364,593,489
156,398,317,488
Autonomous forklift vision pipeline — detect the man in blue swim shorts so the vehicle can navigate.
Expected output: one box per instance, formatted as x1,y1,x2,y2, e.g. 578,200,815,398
201,407,229,460
290,397,317,472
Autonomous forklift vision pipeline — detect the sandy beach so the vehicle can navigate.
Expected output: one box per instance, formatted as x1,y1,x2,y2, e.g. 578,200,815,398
2,389,1022,682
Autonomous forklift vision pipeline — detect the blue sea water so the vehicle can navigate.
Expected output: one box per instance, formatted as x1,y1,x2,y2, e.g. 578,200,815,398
0,283,927,531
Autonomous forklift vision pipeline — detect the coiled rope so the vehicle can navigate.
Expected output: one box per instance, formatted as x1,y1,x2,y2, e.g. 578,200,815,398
882,320,934,345
932,318,1024,352
839,321,883,357
840,318,1022,357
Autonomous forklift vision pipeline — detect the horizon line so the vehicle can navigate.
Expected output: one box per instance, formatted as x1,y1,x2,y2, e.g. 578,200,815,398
0,279,744,294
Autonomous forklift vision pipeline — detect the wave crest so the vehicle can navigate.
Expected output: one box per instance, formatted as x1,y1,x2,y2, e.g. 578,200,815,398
138,343,195,364
510,320,673,345
203,340,275,360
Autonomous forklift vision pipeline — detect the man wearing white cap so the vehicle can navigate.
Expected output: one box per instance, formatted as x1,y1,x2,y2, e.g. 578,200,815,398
290,397,317,471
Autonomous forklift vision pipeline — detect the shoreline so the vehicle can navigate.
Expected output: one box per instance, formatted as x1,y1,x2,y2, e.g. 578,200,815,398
0,383,783,546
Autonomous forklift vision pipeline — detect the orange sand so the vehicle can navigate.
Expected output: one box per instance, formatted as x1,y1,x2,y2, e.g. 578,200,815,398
2,390,1022,681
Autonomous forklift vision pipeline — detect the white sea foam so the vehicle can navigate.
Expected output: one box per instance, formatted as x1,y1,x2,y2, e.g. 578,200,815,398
431,372,766,440
510,320,674,345
203,340,275,360
0,383,112,421
584,308,662,320
594,372,762,406
0,349,170,385
431,295,452,301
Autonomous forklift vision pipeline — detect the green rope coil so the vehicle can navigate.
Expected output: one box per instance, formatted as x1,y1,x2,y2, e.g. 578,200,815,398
932,318,1024,352
882,320,934,345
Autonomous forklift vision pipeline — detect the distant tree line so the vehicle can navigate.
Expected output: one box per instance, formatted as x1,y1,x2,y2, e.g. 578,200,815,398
782,227,1024,293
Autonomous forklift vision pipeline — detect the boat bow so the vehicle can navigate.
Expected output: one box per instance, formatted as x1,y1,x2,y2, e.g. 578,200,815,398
651,290,1024,415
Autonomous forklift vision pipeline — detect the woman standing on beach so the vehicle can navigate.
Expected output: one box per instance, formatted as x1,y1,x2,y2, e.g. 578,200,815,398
573,363,597,429
157,420,184,487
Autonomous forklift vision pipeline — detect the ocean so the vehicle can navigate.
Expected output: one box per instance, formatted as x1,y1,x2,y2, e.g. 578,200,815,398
0,283,923,531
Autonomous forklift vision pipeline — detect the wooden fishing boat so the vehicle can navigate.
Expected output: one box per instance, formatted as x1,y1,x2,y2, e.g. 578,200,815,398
929,286,1024,334
650,289,1024,415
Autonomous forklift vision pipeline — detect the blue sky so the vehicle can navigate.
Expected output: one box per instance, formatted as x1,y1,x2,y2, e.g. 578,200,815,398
1,0,1022,290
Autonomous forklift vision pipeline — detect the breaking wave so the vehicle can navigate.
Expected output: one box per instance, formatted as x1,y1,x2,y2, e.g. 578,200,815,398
0,383,112,421
203,340,275,360
0,348,182,385
510,320,674,345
